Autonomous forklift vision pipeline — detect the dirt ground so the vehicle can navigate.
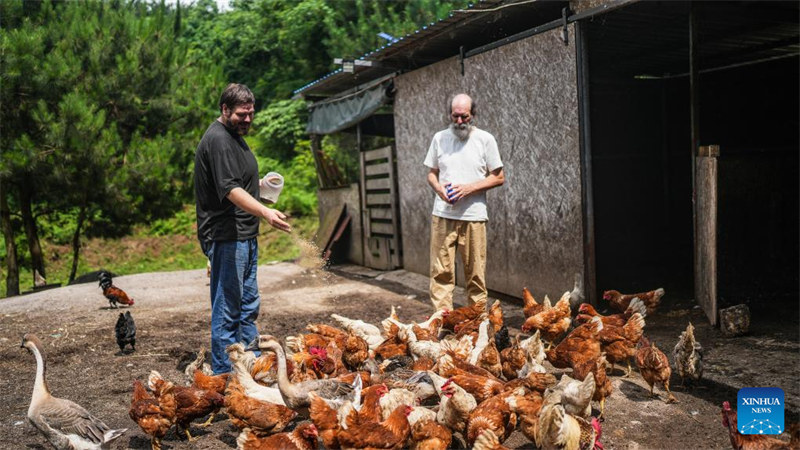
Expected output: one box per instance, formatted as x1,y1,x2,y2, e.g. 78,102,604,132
1,262,797,449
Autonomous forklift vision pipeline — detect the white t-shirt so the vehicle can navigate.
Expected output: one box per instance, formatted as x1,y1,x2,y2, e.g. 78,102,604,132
423,126,503,221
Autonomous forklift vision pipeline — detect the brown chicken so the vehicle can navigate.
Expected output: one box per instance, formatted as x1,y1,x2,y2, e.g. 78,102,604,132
507,392,543,445
522,287,548,318
603,287,665,314
635,337,676,403
336,404,412,450
346,384,389,427
98,272,134,308
721,401,799,450
444,373,504,405
521,292,572,344
236,422,318,450
129,379,176,450
500,336,526,380
488,300,504,332
303,324,369,371
309,392,342,449
546,316,604,372
287,332,333,354
472,428,511,450
409,418,452,450
466,393,517,446
598,312,646,376
337,370,372,388
412,357,436,371
412,322,441,342
442,298,487,331
249,352,279,386
224,377,298,434
454,313,487,341
576,297,646,327
375,322,410,361
149,371,224,440
502,372,557,396
192,369,228,396
290,346,334,382
472,321,503,379
339,333,370,370
307,323,349,340
188,369,228,426
573,354,613,417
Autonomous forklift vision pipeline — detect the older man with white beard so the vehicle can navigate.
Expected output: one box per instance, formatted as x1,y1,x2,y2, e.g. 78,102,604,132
423,93,505,312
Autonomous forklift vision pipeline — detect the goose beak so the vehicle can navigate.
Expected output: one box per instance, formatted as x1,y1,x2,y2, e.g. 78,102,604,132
244,338,259,351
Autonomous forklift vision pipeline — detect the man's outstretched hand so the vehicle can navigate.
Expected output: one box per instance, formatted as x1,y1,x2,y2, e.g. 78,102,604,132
265,208,291,232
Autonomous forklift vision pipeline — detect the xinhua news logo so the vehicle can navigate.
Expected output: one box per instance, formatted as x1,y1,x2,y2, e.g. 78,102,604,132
737,387,784,435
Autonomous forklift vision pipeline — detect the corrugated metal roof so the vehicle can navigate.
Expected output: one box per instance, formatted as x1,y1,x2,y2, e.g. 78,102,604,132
297,0,799,97
587,1,799,78
295,0,569,97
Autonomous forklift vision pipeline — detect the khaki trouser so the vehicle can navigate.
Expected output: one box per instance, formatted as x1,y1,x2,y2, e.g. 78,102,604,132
429,216,487,311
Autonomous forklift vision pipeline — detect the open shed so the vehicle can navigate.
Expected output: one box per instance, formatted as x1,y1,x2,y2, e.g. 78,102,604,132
298,0,799,325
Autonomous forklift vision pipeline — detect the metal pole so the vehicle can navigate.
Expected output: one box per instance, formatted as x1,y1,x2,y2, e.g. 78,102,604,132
575,20,597,305
357,123,366,266
690,2,699,298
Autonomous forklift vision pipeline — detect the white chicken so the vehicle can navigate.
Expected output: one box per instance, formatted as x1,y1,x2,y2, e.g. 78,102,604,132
379,388,417,421
434,377,476,435
330,313,384,350
547,373,595,419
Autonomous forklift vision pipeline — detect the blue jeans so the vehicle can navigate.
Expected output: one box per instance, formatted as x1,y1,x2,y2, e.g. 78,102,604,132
204,238,260,374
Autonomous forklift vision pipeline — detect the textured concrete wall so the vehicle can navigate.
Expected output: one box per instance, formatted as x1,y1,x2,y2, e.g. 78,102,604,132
317,184,363,265
394,25,583,300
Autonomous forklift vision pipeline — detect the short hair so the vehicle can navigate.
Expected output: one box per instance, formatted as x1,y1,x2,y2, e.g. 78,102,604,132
448,93,476,117
219,83,255,112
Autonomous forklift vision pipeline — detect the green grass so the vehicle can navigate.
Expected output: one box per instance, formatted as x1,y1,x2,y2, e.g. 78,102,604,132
1,206,319,297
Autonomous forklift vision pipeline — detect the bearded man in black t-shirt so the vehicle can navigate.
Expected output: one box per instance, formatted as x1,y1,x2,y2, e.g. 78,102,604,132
194,83,291,374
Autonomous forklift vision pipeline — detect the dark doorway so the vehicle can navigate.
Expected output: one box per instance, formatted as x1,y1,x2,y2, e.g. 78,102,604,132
585,1,799,321
703,56,799,317
587,2,694,302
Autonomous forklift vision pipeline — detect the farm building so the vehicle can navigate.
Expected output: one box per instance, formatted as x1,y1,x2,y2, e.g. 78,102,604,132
296,0,799,325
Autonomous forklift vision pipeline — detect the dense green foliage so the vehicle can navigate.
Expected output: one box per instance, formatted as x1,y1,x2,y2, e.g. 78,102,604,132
0,0,468,296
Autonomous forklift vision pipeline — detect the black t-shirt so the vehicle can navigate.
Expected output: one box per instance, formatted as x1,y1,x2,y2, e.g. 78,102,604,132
194,120,260,245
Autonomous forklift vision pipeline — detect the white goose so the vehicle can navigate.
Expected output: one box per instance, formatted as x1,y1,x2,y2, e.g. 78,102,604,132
247,334,361,413
225,343,286,405
21,334,127,449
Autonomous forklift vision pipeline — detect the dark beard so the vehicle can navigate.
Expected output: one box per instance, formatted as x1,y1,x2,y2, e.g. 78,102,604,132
450,123,473,141
223,117,249,135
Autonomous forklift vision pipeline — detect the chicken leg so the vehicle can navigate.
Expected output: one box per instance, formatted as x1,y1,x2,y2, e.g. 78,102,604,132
664,380,677,404
182,427,196,441
151,437,162,450
199,413,216,427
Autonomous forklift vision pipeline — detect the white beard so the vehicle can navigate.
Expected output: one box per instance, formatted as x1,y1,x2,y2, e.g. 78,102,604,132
450,123,474,141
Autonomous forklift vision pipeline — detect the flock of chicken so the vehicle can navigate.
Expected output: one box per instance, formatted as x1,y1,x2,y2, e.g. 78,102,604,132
20,275,798,450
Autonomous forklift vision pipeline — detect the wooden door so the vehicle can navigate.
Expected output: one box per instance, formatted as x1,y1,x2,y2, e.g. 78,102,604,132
360,145,402,270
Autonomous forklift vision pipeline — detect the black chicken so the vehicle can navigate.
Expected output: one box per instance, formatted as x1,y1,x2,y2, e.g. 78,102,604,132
115,311,136,354
98,271,135,308
494,324,511,352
